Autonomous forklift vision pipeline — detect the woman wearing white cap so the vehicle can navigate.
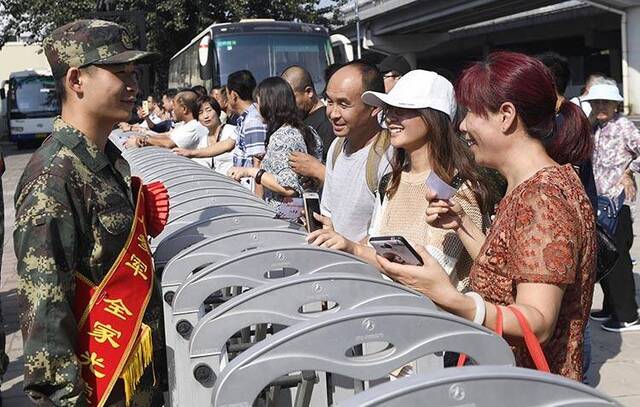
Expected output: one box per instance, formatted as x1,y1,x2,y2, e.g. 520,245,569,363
585,81,640,332
377,52,595,381
308,70,493,291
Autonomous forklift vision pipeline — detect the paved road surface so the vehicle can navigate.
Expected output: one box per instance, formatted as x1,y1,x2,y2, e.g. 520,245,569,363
0,143,639,405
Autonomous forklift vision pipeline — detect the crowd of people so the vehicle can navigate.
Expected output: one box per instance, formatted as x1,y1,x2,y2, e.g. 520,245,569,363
12,17,640,406
122,50,640,384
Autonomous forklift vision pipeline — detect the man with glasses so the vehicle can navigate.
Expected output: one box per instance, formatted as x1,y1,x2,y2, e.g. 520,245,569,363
316,61,392,242
378,54,411,93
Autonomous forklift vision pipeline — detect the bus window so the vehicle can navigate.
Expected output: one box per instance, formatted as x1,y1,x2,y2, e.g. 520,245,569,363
10,76,59,116
214,33,330,92
215,36,271,83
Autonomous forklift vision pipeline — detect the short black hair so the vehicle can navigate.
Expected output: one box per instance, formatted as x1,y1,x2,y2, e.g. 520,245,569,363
163,88,178,99
197,95,221,117
538,52,571,95
54,65,98,104
334,59,384,94
227,70,256,101
191,85,208,97
55,76,67,103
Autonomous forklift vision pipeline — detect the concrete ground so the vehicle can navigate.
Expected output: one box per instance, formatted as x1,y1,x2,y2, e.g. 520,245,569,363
0,143,639,405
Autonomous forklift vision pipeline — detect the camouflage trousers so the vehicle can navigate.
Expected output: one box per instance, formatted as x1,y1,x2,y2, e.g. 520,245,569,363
0,175,9,405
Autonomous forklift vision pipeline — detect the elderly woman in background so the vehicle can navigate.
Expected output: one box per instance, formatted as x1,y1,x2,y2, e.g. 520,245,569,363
584,80,640,332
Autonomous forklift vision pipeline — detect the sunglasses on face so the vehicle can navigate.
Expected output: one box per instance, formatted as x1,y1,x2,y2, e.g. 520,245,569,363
382,106,418,121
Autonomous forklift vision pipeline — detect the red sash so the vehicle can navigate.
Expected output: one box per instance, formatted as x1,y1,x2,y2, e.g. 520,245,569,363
73,177,167,406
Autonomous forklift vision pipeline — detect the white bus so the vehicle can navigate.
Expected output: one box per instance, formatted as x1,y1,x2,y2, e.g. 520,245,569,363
168,20,343,93
0,69,59,148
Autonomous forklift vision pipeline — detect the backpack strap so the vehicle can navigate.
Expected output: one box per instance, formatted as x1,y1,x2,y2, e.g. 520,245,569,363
331,137,346,169
331,130,390,196
366,129,390,195
216,123,227,142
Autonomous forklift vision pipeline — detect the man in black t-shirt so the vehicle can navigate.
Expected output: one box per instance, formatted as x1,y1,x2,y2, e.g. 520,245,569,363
282,65,334,185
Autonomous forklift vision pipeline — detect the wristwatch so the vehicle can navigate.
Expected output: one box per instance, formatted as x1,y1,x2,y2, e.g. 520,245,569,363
255,169,266,184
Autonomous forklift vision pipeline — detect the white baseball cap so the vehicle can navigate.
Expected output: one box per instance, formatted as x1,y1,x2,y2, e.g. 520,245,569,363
582,83,623,102
362,69,457,119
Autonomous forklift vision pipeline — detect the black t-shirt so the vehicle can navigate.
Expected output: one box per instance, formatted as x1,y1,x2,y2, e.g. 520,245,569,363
304,106,334,162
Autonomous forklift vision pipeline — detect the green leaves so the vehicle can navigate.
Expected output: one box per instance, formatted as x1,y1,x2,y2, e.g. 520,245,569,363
0,0,343,91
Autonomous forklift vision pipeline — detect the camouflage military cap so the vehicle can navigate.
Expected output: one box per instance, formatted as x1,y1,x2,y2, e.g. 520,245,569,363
43,19,160,78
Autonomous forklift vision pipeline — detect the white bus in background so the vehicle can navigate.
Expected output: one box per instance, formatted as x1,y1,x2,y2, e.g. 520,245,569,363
0,69,59,148
169,19,353,93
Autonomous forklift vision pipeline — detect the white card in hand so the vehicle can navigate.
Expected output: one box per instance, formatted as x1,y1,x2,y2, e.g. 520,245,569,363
425,171,457,200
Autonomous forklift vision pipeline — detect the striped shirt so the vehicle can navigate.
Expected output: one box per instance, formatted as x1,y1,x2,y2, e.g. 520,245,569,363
232,104,268,167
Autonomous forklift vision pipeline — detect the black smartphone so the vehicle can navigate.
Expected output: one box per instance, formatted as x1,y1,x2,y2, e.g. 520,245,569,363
369,236,424,266
303,192,322,233
449,173,465,190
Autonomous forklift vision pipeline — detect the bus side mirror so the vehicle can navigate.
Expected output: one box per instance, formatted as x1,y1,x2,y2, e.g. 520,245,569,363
198,34,213,81
330,34,354,64
0,89,5,100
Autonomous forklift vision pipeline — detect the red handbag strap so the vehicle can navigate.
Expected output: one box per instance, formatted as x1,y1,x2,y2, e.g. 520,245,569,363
507,305,551,372
457,304,504,367
494,304,504,336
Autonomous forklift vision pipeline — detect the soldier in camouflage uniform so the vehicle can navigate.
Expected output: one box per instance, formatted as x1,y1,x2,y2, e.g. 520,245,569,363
13,20,166,406
0,148,9,407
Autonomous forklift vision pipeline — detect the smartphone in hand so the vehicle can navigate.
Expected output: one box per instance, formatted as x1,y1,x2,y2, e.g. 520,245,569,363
369,236,423,266
303,192,322,233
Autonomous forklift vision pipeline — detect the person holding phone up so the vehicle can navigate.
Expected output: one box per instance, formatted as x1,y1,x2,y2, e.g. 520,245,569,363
378,52,596,381
308,70,493,291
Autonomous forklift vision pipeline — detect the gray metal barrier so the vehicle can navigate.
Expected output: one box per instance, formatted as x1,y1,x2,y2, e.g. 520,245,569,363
127,149,184,163
118,146,618,407
159,227,307,280
211,306,515,407
150,208,278,252
338,366,620,407
144,167,226,182
162,175,243,189
164,179,252,195
151,212,292,256
169,194,266,217
122,145,169,160
168,247,379,406
182,273,435,406
170,246,378,326
139,165,216,181
166,186,256,202
161,228,308,403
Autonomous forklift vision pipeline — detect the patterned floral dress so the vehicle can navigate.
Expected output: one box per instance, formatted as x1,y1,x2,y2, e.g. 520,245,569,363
469,165,596,380
261,125,322,208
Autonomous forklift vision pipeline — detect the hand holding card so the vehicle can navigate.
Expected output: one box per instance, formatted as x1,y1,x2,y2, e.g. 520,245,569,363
425,171,458,200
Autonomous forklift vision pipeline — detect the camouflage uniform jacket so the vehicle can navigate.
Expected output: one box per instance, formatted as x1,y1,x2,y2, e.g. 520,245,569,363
14,118,165,406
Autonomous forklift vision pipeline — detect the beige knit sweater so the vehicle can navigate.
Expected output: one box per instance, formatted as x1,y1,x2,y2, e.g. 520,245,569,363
372,170,483,291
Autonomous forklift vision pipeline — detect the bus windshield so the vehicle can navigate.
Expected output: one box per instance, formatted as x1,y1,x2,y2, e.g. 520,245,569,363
214,33,332,92
10,75,59,115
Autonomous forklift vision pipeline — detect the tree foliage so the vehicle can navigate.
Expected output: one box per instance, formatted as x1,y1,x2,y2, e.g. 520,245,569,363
0,0,345,91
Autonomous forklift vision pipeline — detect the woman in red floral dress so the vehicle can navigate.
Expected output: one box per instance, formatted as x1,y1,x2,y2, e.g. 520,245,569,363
378,51,596,381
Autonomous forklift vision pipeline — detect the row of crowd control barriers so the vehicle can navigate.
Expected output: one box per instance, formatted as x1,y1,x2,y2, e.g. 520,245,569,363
123,146,620,407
